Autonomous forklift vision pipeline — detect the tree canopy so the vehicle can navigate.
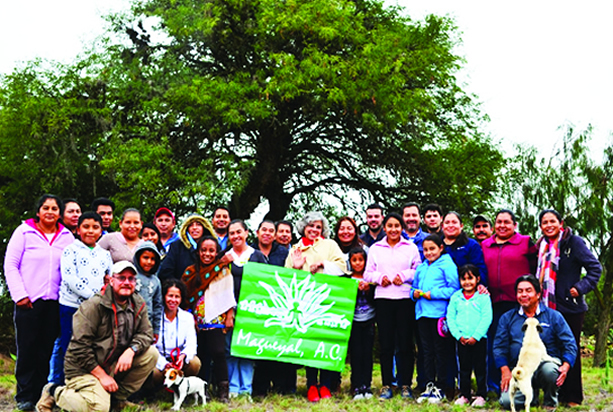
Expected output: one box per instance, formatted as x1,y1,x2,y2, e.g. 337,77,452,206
0,0,503,236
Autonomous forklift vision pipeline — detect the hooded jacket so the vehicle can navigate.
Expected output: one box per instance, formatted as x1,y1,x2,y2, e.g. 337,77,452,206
158,215,215,281
64,284,153,380
412,253,460,319
133,241,163,334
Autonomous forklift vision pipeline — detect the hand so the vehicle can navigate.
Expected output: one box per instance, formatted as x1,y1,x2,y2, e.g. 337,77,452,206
459,337,468,345
223,308,235,333
465,337,477,345
424,291,432,300
381,276,391,287
291,249,306,270
569,287,579,298
477,284,490,295
358,280,370,291
413,289,422,299
114,348,135,374
176,354,186,370
392,274,403,286
556,362,571,386
15,297,33,309
500,366,512,393
220,253,233,265
99,373,118,393
309,261,323,274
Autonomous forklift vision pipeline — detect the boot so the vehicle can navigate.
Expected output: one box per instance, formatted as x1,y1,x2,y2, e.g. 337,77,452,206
218,381,230,403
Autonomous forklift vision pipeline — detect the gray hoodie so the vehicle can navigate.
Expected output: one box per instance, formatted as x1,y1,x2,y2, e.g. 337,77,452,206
133,241,163,334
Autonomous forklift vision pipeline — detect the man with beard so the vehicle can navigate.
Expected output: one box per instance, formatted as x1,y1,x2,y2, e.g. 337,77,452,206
472,215,493,244
422,204,444,236
212,206,231,250
359,204,385,247
402,202,427,261
36,261,156,412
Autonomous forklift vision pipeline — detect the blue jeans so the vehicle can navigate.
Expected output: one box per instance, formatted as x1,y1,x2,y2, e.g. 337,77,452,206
225,330,254,394
48,304,77,385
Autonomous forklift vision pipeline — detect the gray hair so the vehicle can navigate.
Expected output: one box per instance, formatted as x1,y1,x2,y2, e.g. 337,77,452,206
295,211,331,238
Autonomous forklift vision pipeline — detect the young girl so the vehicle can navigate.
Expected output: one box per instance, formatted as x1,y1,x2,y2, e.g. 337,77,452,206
446,264,492,407
348,248,375,400
133,242,163,341
412,234,460,404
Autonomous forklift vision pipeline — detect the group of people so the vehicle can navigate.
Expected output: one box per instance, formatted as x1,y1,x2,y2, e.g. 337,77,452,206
3,195,601,411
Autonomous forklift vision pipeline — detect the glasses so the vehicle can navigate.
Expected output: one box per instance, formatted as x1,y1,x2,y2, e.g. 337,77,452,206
114,275,137,283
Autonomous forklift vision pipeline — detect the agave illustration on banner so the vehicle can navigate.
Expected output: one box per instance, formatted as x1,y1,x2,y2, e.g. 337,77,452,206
258,272,350,333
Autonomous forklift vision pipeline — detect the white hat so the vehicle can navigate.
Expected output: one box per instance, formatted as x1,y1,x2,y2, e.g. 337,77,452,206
111,261,137,275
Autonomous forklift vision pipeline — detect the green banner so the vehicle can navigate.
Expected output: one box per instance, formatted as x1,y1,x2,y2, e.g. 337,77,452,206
231,262,358,372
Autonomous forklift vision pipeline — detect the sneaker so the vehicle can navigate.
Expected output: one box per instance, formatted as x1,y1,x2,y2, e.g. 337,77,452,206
353,388,364,400
36,383,56,412
307,385,320,402
362,387,373,399
471,396,486,407
454,395,470,405
417,382,434,404
401,385,413,400
17,401,35,411
319,386,332,399
379,385,393,400
229,392,239,399
428,385,444,404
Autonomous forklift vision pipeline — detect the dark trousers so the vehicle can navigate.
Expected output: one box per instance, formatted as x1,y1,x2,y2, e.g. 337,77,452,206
252,360,297,395
376,299,415,387
559,311,585,404
457,338,487,398
417,317,453,390
14,299,60,404
487,301,517,393
197,329,228,383
305,367,340,389
349,318,375,390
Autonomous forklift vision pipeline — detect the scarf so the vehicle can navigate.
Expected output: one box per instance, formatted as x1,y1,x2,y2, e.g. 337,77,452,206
182,259,227,309
537,229,563,309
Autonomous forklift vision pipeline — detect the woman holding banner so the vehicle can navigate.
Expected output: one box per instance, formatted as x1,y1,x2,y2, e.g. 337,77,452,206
285,211,348,402
183,236,235,403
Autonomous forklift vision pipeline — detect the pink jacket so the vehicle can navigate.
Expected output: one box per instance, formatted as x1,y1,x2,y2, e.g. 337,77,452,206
4,219,74,303
364,236,421,300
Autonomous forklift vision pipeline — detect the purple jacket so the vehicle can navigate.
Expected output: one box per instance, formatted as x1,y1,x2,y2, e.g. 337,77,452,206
482,232,537,304
364,236,421,300
4,219,74,303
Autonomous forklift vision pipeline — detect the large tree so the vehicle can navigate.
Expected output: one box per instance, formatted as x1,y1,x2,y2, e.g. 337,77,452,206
502,125,613,366
99,0,503,219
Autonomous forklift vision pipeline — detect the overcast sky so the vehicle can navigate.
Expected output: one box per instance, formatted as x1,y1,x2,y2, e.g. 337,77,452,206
2,0,612,159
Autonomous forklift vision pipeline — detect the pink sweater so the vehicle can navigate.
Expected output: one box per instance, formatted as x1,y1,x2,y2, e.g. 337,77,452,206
4,219,74,303
364,237,421,300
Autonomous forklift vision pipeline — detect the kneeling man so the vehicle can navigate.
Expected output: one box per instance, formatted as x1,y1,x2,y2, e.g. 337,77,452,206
493,274,577,410
37,261,157,412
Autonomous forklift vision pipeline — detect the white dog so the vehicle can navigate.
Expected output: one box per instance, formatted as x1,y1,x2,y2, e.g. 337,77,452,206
163,367,207,411
509,317,556,412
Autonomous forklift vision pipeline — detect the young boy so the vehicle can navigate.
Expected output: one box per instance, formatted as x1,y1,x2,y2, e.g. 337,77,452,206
133,241,163,341
446,264,493,407
348,248,375,400
51,212,113,384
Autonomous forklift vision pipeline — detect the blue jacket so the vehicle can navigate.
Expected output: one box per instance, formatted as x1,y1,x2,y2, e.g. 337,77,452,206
403,228,428,262
536,229,601,315
444,234,488,286
412,254,460,320
493,303,577,369
446,289,492,341
251,241,289,267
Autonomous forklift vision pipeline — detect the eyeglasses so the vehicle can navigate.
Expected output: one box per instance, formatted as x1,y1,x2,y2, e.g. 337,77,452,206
114,275,137,283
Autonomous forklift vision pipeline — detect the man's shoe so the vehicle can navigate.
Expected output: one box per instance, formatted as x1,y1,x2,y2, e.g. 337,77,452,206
400,385,413,400
319,386,332,399
379,385,393,400
16,401,35,411
428,385,444,404
36,383,56,412
218,381,230,403
307,385,320,402
417,382,434,404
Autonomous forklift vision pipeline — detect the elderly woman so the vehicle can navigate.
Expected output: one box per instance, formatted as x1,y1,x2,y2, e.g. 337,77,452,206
158,214,216,281
4,194,74,411
537,209,601,406
98,208,144,263
285,211,347,402
152,279,200,386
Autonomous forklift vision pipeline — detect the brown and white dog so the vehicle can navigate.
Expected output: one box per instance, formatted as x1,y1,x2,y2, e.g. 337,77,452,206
163,367,207,411
509,317,556,412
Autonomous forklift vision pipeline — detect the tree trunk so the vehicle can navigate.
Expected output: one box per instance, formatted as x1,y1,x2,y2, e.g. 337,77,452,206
593,254,613,367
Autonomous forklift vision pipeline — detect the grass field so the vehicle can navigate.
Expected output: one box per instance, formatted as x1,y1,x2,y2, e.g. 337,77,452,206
0,353,611,411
